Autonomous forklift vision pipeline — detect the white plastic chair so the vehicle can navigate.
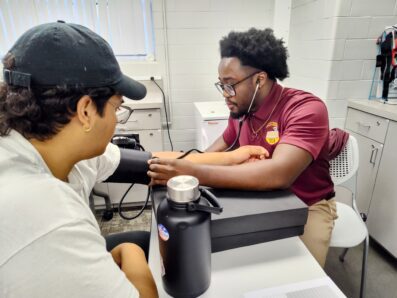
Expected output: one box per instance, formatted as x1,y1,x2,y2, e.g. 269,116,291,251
329,134,369,298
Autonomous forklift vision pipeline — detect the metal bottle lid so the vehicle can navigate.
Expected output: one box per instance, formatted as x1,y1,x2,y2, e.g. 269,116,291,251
167,175,200,203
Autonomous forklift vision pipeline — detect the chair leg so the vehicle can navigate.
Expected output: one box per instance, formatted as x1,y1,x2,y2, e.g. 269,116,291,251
92,189,113,221
359,236,369,298
339,248,349,262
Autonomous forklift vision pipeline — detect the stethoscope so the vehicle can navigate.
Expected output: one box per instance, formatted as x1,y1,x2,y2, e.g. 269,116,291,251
225,81,260,152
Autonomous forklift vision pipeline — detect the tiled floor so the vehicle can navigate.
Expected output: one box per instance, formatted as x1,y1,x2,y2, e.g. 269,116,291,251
97,209,397,298
96,208,151,237
325,241,397,298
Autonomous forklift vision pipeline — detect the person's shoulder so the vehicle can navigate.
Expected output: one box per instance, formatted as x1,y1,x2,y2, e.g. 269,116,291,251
2,173,78,203
0,173,92,238
0,218,139,298
0,173,93,266
282,87,327,113
284,87,323,103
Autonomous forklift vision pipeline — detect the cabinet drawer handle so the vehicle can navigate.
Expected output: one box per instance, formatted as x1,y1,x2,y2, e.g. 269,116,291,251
208,121,219,125
357,121,371,129
370,145,378,165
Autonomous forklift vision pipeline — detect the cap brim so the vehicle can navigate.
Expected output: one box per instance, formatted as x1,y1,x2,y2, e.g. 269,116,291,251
113,74,147,100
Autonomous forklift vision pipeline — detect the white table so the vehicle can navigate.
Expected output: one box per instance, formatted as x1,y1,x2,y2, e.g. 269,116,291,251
148,212,327,297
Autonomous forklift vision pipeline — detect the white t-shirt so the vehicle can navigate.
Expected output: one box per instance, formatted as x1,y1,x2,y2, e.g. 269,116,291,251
0,131,140,298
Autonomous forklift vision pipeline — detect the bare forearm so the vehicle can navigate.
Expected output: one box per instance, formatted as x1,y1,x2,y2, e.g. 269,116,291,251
152,151,234,165
152,146,267,166
115,244,158,298
191,160,288,191
122,265,158,298
148,144,310,190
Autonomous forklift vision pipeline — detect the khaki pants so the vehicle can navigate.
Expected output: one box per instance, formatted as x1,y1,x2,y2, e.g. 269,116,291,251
299,199,338,267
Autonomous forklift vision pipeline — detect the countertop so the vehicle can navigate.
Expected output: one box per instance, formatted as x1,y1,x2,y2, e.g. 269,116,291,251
122,80,163,110
348,99,397,121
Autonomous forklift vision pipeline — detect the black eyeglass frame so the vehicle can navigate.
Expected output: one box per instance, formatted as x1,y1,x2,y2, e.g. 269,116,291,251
214,71,261,96
108,101,135,124
109,102,134,124
117,105,134,124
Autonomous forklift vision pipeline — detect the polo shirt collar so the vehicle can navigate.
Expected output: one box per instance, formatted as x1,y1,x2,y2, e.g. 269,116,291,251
251,81,283,120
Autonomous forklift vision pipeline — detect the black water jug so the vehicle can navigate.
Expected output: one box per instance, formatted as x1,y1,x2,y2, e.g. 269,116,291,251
156,175,223,298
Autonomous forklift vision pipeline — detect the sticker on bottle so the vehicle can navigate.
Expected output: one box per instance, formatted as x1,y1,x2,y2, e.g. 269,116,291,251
158,224,170,241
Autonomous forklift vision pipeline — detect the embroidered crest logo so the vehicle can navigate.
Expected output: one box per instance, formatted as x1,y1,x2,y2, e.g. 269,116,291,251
265,122,279,145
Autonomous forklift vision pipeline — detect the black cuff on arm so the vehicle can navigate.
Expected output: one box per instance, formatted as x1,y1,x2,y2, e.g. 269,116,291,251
105,148,152,185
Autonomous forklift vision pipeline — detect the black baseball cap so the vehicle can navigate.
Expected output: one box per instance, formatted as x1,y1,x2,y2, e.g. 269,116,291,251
3,20,146,100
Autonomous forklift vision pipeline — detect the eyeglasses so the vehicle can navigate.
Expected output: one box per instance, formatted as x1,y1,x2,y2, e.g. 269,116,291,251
214,71,260,97
108,101,134,124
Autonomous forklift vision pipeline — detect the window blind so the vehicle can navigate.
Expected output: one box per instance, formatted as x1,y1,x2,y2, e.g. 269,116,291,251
0,0,154,59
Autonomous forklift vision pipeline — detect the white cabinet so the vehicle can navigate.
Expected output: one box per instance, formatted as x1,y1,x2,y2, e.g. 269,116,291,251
345,108,385,215
345,108,389,143
194,101,229,151
367,121,397,256
346,99,397,257
94,80,163,207
348,132,383,215
116,108,161,131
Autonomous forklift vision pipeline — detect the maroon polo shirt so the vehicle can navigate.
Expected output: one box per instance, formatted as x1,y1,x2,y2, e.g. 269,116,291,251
223,82,334,206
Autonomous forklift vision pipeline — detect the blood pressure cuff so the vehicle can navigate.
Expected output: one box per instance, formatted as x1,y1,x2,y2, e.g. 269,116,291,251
105,148,152,185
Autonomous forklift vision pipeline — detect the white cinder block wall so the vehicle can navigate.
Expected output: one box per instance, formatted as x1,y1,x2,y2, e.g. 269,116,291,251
122,0,275,151
285,0,397,128
122,0,397,149
162,0,275,150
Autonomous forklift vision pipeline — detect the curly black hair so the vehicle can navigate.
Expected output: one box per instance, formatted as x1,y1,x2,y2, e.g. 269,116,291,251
220,28,289,80
0,54,115,141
